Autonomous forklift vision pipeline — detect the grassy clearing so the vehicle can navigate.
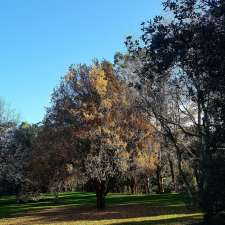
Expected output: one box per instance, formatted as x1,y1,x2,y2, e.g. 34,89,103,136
0,192,203,225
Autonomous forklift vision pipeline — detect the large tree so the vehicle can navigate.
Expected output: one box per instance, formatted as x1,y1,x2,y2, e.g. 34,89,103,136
125,0,225,222
42,61,131,209
41,60,160,208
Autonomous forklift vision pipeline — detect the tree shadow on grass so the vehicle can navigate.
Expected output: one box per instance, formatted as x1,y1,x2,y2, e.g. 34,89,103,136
0,193,202,225
20,204,202,225
0,192,96,218
0,193,185,218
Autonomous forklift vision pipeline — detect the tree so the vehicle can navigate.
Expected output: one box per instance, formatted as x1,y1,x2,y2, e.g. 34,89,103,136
31,123,79,201
0,122,38,199
42,60,131,209
84,126,128,208
120,108,159,194
42,59,160,208
126,0,225,222
0,98,21,195
114,53,184,194
14,122,39,202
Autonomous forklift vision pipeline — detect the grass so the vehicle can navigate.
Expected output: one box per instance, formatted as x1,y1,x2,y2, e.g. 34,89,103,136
0,192,203,225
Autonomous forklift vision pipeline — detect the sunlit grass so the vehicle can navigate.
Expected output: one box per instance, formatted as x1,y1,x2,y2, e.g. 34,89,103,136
0,213,203,225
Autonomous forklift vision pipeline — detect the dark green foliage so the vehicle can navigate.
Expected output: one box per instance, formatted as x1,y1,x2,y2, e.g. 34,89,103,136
125,0,225,222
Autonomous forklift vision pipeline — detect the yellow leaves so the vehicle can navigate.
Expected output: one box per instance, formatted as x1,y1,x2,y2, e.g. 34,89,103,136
83,112,95,121
118,150,129,171
89,66,108,97
137,151,158,173
101,98,112,109
118,150,129,161
153,142,161,152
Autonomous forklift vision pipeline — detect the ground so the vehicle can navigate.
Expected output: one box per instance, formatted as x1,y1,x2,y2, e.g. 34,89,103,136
0,192,203,225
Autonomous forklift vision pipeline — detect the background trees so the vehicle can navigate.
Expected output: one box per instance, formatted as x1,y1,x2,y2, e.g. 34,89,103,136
1,2,224,223
0,99,38,199
0,98,20,195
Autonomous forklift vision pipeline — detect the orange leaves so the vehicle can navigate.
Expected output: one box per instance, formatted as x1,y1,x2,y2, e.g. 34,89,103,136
101,98,112,109
137,149,158,174
43,59,163,189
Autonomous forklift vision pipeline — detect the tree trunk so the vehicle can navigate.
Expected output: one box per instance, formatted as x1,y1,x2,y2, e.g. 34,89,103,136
147,177,152,194
176,146,193,201
156,166,162,193
167,130,193,201
95,181,106,209
130,177,135,194
168,154,176,192
193,164,200,192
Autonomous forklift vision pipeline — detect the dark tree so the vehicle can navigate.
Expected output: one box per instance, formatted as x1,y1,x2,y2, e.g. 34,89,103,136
126,0,225,222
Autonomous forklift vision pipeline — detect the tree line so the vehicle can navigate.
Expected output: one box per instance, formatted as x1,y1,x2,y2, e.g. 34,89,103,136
0,0,225,224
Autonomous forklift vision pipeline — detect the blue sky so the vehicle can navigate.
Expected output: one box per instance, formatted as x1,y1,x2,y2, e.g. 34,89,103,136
0,0,163,123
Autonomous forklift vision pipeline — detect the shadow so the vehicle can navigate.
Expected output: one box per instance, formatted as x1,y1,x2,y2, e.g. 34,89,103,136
20,204,202,225
0,192,202,225
0,192,96,218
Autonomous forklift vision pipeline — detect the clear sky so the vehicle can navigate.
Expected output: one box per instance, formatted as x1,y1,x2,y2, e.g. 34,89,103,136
0,0,163,123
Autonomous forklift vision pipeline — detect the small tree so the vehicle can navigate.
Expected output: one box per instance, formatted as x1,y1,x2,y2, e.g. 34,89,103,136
84,126,128,209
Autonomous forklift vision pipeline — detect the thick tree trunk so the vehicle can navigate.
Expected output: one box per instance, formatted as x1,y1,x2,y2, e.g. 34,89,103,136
96,189,105,209
95,181,106,209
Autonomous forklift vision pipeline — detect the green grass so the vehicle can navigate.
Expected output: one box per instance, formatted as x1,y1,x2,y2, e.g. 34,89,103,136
0,192,203,225
106,192,188,206
0,192,91,217
0,192,186,218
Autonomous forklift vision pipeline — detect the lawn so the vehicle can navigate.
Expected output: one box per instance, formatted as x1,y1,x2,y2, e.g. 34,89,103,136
0,192,203,225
